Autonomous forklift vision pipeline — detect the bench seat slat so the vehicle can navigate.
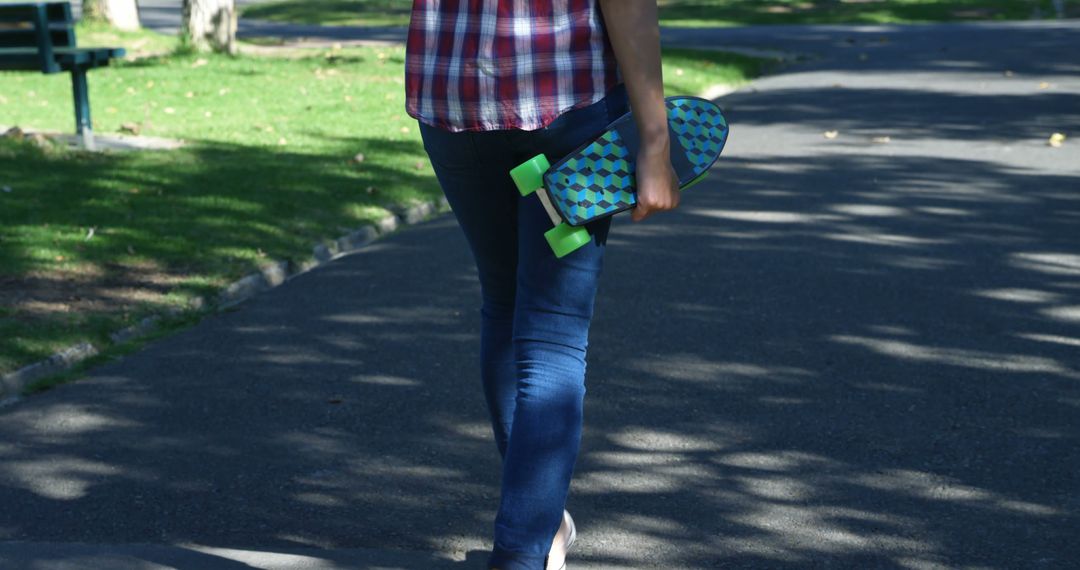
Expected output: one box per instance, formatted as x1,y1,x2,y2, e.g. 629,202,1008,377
0,46,126,72
0,47,39,70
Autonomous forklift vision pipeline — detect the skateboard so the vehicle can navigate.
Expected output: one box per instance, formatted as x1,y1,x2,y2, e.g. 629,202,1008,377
510,95,729,258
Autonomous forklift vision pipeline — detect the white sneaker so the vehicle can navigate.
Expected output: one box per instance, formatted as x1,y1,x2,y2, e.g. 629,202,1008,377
547,509,577,570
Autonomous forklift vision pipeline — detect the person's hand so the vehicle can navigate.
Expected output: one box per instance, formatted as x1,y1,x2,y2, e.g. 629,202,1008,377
631,142,680,222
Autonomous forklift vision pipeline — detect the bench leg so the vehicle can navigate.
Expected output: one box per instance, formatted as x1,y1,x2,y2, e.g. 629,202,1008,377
71,68,96,151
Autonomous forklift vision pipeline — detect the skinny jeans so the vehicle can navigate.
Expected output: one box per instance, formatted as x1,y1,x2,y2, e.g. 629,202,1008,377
417,83,629,570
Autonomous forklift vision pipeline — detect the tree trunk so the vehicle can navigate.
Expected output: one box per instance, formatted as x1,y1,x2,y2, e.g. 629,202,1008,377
181,0,237,55
82,0,141,31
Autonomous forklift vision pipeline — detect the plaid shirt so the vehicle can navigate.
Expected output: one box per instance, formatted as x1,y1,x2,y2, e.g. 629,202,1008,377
405,0,621,132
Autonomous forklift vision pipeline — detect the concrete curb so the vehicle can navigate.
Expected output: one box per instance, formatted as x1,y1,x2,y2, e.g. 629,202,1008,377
0,197,451,404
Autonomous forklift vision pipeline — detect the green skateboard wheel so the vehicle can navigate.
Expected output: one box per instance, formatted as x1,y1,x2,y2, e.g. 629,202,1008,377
545,222,591,258
510,154,550,197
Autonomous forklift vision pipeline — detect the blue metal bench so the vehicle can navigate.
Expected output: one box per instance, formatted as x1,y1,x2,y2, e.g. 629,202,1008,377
0,1,126,149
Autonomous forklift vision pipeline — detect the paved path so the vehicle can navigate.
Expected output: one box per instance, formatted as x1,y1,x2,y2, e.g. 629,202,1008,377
2,18,1079,570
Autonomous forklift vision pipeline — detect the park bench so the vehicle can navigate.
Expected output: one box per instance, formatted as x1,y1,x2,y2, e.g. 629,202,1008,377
0,1,125,150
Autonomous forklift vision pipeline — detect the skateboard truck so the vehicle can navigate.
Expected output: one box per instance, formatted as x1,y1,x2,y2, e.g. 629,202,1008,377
510,154,595,259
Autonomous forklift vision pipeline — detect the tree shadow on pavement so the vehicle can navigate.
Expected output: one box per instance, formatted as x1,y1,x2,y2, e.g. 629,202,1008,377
0,146,1075,568
583,148,1078,567
724,86,1080,143
666,19,1080,78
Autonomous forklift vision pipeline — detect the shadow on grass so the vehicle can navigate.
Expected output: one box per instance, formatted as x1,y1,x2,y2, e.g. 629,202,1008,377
0,134,440,375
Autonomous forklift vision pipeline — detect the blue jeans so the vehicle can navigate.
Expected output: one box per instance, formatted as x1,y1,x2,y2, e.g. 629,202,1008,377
418,84,629,570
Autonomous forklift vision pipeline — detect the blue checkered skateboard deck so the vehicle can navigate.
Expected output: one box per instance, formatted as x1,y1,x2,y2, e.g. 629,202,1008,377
547,96,728,226
510,96,729,257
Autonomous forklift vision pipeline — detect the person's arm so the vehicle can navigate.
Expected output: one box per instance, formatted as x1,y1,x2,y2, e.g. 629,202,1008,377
598,0,678,223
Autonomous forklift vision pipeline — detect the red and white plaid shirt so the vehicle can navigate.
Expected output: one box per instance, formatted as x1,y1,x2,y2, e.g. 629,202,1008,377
405,0,621,133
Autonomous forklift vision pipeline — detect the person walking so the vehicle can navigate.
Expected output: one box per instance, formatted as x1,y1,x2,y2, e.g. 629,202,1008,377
405,1,678,568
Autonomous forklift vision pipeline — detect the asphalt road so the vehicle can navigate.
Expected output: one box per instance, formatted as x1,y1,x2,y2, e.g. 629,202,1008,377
70,0,269,33
1,17,1078,570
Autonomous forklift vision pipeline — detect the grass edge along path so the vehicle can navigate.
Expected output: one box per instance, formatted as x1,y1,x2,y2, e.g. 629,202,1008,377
3,200,448,400
0,40,765,399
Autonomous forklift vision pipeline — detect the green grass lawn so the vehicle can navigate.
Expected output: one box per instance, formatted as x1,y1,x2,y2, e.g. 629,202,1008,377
0,26,761,387
239,0,1073,27
75,19,180,56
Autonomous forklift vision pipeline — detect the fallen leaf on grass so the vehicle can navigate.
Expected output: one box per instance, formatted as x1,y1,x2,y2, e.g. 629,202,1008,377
85,227,96,240
192,58,208,68
352,153,365,164
400,127,410,134
1048,133,1066,147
